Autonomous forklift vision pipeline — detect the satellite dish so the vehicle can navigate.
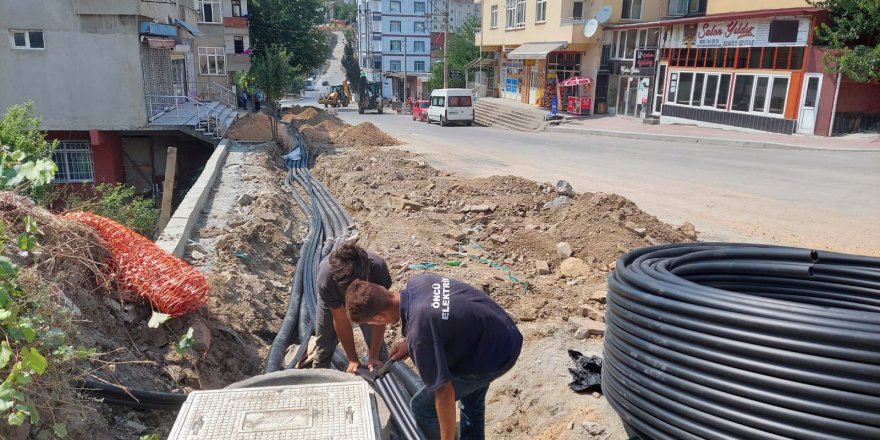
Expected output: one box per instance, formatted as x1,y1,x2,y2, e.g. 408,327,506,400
597,5,612,24
584,18,599,38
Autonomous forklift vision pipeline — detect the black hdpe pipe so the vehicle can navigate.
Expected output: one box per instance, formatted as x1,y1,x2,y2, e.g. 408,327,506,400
79,379,186,411
605,243,880,440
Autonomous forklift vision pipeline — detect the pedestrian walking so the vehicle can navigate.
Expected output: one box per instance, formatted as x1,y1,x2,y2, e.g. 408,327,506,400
346,274,523,440
253,90,261,112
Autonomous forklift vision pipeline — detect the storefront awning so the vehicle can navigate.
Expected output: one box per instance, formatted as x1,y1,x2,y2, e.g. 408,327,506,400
141,36,176,49
463,58,496,70
506,41,568,60
174,19,203,37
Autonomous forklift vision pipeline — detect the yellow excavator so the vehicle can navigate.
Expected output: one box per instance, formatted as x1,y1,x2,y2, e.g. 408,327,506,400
318,80,351,108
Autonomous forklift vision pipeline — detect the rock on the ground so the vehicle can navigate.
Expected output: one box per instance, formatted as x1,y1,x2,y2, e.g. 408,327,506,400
535,260,550,275
680,221,698,240
579,304,605,323
543,195,570,210
556,241,573,258
591,290,607,303
191,250,206,260
237,193,255,206
589,192,609,205
582,421,606,436
574,320,606,338
625,220,647,237
556,180,575,196
560,257,591,278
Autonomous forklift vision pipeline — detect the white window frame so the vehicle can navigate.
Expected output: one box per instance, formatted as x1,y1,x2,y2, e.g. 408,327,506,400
390,60,401,71
414,40,426,53
414,2,426,13
390,40,402,53
490,5,499,29
414,60,426,71
666,70,789,118
698,73,732,110
231,0,242,17
668,0,689,15
10,29,44,50
505,0,516,30
198,47,227,75
536,0,547,23
197,0,222,23
414,21,425,33
621,0,642,20
389,1,401,12
390,20,402,32
728,73,789,118
52,141,95,183
515,0,527,28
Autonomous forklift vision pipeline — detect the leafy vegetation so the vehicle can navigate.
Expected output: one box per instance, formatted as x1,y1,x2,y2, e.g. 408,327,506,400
428,17,481,89
251,47,299,140
810,0,880,82
42,184,159,239
248,0,328,73
342,30,362,87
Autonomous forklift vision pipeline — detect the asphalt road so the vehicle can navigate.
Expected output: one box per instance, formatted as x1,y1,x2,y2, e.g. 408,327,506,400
302,32,880,256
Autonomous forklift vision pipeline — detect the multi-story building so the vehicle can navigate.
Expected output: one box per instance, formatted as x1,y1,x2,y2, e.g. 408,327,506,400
430,0,481,66
1,0,241,197
193,0,252,93
606,0,880,135
357,0,432,100
474,0,666,111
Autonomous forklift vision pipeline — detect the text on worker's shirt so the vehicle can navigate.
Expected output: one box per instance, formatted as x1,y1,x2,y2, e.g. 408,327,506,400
431,277,451,320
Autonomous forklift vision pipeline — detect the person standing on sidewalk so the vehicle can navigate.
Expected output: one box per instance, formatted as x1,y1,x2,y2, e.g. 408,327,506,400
314,240,391,373
345,274,523,440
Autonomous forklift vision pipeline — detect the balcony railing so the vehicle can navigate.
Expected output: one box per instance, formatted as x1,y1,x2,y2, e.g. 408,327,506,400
224,16,248,28
561,17,585,25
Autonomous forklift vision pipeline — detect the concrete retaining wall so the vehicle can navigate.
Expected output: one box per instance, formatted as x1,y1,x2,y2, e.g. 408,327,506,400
155,140,230,256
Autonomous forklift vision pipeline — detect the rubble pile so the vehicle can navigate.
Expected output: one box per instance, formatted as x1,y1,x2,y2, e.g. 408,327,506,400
332,122,400,148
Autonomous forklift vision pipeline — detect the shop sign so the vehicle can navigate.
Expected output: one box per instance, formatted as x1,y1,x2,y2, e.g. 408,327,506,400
450,69,463,80
635,49,656,69
619,65,641,75
669,16,810,48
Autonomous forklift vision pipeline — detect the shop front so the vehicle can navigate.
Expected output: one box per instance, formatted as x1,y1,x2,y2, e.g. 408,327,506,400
657,14,813,134
609,49,657,118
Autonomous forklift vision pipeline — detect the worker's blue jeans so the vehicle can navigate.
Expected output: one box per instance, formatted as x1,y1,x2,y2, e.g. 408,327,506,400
410,368,509,440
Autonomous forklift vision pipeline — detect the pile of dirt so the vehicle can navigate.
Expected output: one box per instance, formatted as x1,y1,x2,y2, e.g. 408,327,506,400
300,119,350,145
226,112,273,141
281,106,347,131
332,122,400,148
312,146,695,439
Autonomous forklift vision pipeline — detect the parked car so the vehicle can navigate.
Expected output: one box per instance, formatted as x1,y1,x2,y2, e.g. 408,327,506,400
304,78,316,91
411,99,430,122
426,88,474,126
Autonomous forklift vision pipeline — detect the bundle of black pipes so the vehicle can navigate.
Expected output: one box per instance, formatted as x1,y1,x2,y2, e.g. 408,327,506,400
605,243,880,440
266,131,425,439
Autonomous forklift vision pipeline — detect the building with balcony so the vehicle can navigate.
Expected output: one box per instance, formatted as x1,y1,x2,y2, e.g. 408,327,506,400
357,0,432,100
475,0,666,111
1,0,239,198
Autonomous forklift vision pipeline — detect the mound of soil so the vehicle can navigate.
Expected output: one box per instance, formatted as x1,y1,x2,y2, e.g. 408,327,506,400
300,119,350,145
333,122,400,148
226,112,273,141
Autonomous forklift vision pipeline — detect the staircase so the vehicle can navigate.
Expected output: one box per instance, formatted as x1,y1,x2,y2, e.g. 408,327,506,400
474,98,548,132
147,96,240,143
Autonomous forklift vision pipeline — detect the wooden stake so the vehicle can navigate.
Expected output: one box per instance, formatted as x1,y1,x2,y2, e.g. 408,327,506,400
159,147,178,232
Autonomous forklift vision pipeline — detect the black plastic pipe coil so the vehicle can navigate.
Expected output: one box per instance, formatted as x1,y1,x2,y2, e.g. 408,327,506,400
604,243,880,440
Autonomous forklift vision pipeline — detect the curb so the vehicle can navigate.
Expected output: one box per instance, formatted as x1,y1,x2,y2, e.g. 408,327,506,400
155,140,230,257
544,126,880,152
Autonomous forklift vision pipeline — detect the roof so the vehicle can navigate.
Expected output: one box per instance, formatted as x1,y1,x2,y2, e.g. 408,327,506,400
604,7,822,30
463,58,495,70
506,41,568,60
174,19,203,37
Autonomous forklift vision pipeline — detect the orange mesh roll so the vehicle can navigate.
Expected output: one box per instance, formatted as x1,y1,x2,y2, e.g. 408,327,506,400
62,211,209,316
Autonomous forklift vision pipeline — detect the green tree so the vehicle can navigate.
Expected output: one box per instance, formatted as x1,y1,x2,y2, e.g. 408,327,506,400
249,0,328,73
428,16,481,89
0,102,57,165
334,1,358,23
341,30,361,87
810,0,880,82
252,47,298,140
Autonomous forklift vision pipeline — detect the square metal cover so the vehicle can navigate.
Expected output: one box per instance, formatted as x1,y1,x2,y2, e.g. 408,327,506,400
168,382,379,440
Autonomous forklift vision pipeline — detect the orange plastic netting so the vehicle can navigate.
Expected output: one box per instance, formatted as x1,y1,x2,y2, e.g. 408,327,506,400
62,211,209,316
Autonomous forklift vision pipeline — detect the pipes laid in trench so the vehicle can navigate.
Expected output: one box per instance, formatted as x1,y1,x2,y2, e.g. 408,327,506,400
605,243,880,440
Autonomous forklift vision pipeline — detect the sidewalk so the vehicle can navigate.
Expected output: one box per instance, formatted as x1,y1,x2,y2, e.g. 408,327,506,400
545,115,880,152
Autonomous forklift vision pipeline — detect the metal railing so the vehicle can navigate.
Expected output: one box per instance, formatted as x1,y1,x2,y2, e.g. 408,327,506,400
184,81,237,108
146,95,228,139
561,17,585,25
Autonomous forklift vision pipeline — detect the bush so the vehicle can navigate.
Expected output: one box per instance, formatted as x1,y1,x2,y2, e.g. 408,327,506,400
44,184,159,239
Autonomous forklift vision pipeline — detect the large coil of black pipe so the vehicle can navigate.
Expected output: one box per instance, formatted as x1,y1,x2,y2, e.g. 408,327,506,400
605,243,880,440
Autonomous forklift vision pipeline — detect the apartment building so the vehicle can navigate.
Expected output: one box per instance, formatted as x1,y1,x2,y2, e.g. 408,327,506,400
357,0,432,100
606,0,880,135
475,0,666,111
193,0,252,93
1,0,240,197
430,0,481,61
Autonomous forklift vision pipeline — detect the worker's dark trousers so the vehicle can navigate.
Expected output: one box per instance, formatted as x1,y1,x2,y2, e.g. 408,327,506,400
313,297,387,368
410,368,510,440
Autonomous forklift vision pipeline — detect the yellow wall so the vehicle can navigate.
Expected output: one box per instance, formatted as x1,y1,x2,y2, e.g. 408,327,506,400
707,0,811,14
477,0,666,48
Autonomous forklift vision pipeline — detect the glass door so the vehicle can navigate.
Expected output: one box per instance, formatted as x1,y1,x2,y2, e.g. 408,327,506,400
797,74,822,134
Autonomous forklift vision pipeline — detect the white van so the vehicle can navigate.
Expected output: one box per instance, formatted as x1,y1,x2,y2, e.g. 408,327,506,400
427,88,475,126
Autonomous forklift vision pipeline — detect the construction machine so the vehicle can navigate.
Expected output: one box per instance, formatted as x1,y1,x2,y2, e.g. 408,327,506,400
357,76,383,114
318,80,351,108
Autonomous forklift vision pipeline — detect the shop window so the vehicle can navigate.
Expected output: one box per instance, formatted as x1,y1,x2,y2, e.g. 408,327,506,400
716,74,731,110
625,29,637,59
622,0,642,20
768,77,788,114
769,20,799,43
702,75,717,107
667,72,678,102
789,47,805,70
752,76,769,112
731,75,754,112
691,73,704,106
748,48,761,69
676,72,693,105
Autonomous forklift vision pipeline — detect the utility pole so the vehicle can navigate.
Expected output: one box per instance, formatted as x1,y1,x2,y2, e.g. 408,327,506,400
443,0,449,88
404,35,408,101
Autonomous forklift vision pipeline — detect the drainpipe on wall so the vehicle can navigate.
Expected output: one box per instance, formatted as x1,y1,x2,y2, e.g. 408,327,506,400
827,71,842,137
